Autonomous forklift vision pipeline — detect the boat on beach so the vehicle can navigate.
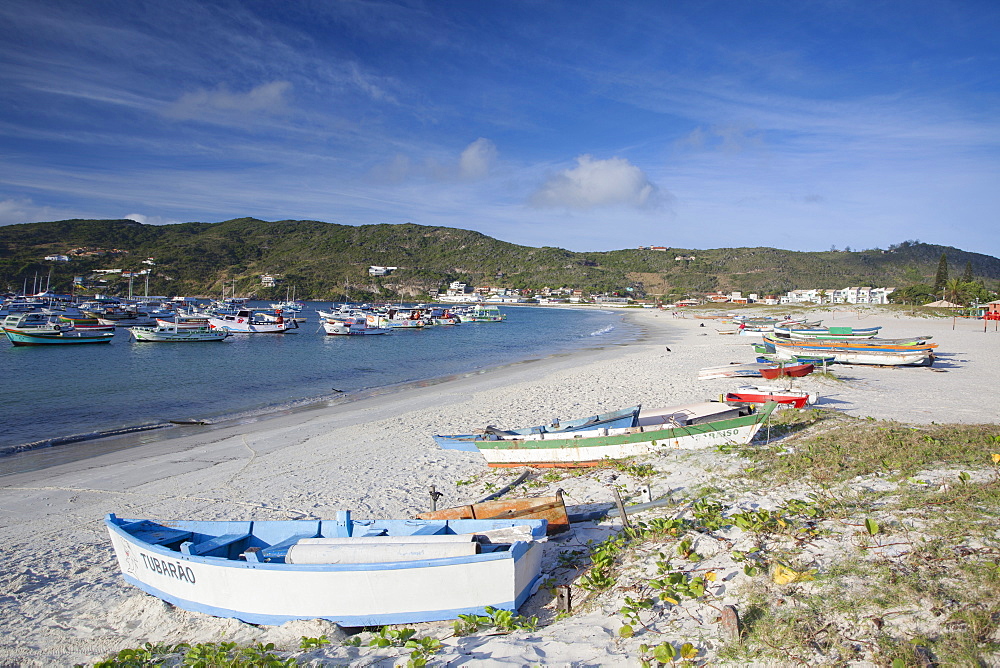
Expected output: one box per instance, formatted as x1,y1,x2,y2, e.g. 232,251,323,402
417,492,570,535
451,401,778,467
773,325,882,339
759,362,814,380
765,335,937,366
697,362,780,379
105,511,545,626
724,385,817,409
433,405,642,451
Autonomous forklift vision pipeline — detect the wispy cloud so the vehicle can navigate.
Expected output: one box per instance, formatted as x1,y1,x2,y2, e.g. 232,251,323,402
164,81,293,123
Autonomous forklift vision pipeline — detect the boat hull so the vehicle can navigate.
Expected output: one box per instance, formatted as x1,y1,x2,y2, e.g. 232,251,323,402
3,328,114,345
130,327,229,342
417,494,570,534
725,386,816,408
433,406,642,451
106,514,544,626
474,402,777,467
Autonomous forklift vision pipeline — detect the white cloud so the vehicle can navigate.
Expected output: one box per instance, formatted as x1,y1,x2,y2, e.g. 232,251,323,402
0,197,67,225
458,138,497,180
164,81,292,122
124,213,183,225
530,155,661,210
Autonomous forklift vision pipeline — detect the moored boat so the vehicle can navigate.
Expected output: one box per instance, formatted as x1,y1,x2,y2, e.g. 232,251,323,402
206,309,298,333
3,327,115,345
323,315,391,335
129,323,230,342
105,511,545,626
459,305,506,322
452,401,778,468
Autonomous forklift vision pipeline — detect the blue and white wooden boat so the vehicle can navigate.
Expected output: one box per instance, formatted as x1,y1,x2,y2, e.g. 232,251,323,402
105,512,545,626
433,405,642,451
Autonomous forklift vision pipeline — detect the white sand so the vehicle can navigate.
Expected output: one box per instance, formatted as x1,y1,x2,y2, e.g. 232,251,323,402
1,308,997,666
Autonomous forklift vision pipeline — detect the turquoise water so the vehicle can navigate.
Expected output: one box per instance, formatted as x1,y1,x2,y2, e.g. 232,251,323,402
0,304,639,463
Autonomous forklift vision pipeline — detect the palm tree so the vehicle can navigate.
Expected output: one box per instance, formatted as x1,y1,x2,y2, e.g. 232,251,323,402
943,277,967,305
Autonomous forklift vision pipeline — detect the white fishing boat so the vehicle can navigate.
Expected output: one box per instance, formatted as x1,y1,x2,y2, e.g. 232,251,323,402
323,315,391,335
129,322,230,342
105,511,545,626
206,309,298,333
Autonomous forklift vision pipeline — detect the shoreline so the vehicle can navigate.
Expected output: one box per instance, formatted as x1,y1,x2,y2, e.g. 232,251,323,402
0,308,646,475
1,308,998,666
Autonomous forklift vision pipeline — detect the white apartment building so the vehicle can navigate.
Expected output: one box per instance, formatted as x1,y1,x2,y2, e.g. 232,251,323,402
781,287,895,305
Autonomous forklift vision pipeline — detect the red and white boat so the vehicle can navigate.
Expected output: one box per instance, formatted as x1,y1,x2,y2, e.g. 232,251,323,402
725,385,818,409
759,362,814,380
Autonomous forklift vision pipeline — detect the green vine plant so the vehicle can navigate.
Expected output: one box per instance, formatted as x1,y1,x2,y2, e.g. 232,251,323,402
298,635,330,650
453,606,539,636
92,640,302,667
368,627,443,667
638,640,699,667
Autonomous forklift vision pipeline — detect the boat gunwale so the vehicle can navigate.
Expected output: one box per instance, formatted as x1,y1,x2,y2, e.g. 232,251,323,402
474,402,777,451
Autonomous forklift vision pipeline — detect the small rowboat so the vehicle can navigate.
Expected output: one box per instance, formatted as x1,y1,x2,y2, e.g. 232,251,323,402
725,385,817,409
417,493,570,534
759,362,814,380
449,402,778,468
106,511,545,626
697,363,777,380
433,405,641,451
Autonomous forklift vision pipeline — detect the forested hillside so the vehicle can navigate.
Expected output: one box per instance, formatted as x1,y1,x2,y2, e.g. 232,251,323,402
1,218,998,302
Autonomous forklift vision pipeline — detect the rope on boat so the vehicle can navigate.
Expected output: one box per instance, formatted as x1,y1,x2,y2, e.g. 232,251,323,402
476,470,531,503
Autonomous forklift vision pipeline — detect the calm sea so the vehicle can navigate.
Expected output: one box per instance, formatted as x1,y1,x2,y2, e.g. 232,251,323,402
0,304,640,472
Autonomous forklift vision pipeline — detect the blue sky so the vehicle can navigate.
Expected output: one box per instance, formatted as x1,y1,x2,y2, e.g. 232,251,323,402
1,1,998,255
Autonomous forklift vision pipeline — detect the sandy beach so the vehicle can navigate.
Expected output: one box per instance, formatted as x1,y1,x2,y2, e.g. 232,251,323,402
1,307,997,666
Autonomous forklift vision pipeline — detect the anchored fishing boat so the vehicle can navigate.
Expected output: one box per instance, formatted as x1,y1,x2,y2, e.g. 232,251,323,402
106,511,546,626
206,309,298,333
3,326,115,345
129,323,230,342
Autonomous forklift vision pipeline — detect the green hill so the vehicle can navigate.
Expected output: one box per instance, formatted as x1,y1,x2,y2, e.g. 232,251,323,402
1,218,998,302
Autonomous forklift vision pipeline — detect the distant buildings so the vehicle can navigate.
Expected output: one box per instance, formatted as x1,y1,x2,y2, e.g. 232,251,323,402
782,287,895,305
369,266,397,276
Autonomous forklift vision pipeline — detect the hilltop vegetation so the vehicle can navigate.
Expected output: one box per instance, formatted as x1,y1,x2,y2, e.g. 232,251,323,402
1,218,999,302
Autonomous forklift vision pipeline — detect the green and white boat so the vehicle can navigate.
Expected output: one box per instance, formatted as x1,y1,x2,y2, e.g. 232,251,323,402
465,401,778,467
